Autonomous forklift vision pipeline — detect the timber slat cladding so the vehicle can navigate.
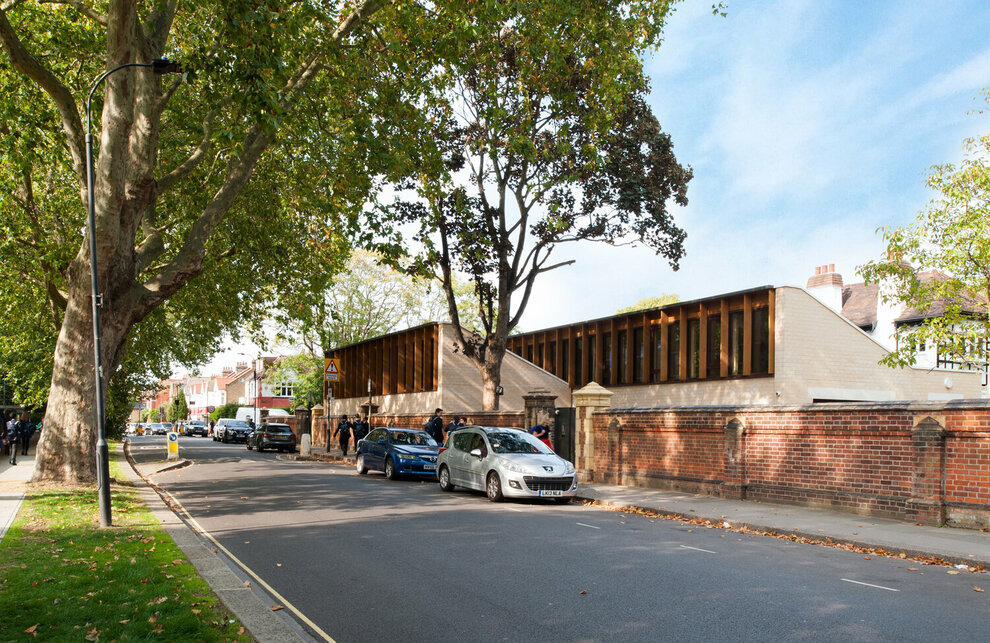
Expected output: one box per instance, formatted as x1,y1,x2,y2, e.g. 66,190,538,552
506,287,775,389
325,324,440,400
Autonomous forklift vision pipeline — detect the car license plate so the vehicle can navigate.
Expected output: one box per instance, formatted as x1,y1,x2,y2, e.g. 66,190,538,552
423,464,436,471
539,490,563,497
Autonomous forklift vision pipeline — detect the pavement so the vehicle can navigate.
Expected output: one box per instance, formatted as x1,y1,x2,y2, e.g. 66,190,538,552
1,442,988,641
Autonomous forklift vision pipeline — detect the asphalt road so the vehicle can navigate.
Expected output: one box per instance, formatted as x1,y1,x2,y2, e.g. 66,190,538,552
133,435,990,642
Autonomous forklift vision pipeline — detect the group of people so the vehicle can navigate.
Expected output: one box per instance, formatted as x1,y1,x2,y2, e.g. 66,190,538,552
327,407,553,457
331,414,371,456
3,410,37,465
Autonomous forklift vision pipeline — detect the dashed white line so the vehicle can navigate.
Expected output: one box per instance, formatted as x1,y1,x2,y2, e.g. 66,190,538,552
679,545,717,554
576,522,601,530
841,579,900,592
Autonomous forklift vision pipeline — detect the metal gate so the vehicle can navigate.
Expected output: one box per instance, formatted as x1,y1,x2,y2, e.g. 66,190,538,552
553,407,576,463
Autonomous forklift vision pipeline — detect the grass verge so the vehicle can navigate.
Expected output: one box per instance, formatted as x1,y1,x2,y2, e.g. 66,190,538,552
0,445,250,641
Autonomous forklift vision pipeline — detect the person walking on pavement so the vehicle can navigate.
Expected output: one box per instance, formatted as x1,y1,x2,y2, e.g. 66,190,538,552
353,415,370,445
333,414,354,456
20,415,35,456
2,411,14,457
6,411,26,465
424,408,444,445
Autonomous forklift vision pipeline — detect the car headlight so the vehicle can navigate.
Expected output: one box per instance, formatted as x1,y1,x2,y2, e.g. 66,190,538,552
563,461,575,474
396,452,417,461
499,458,528,474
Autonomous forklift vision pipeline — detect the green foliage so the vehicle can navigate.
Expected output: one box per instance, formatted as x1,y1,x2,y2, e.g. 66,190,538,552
210,403,241,422
167,390,189,423
0,455,249,641
859,130,990,369
265,354,323,410
144,408,161,423
375,1,691,406
617,294,680,314
274,249,482,353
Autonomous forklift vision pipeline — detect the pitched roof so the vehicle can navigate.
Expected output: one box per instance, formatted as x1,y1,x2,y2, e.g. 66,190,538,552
840,270,986,328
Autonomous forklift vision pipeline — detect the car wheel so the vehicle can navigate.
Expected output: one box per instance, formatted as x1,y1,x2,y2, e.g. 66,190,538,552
258,443,265,453
222,432,229,444
356,454,368,475
384,457,398,480
438,465,454,491
486,472,504,502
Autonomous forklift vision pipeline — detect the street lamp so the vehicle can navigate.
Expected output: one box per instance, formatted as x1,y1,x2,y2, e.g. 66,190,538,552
86,58,182,528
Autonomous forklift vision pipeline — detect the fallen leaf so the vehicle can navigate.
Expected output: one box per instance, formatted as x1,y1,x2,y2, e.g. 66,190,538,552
948,570,960,575
276,563,282,567
238,626,245,635
191,609,201,614
271,605,285,611
24,624,38,634
153,624,164,633
118,619,129,624
898,553,907,559
907,567,919,572
863,557,871,560
148,615,157,623
244,581,251,588
975,587,985,593
172,559,183,565
211,548,218,553
240,496,249,500
579,590,588,595
244,541,250,544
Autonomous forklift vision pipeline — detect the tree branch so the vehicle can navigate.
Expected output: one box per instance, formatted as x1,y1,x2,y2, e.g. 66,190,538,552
156,109,218,193
0,8,87,187
37,0,106,25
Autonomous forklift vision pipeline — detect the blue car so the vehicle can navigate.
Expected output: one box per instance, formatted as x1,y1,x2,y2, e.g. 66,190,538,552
355,427,440,480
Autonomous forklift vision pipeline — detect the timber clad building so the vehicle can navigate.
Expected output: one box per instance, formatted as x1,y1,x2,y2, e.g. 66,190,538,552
323,277,982,417
505,286,774,390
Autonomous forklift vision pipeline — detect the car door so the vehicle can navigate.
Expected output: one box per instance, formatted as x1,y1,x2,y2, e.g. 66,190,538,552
365,429,386,470
447,431,474,485
461,432,489,490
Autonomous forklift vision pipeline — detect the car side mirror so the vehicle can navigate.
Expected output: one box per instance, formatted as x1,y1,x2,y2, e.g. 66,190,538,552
470,448,482,458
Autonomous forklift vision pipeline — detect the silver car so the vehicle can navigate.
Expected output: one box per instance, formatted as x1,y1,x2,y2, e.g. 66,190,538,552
436,426,577,503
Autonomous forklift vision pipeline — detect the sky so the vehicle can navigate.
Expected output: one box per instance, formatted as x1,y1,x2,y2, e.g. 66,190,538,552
524,0,990,330
188,0,990,375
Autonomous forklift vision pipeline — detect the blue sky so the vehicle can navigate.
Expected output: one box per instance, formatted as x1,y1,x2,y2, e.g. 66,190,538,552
521,0,990,331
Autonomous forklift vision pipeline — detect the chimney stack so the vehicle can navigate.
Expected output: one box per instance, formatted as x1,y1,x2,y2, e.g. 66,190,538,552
806,263,844,313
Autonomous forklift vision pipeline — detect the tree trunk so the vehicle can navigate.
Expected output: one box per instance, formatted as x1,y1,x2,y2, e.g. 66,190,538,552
479,336,507,411
33,261,129,483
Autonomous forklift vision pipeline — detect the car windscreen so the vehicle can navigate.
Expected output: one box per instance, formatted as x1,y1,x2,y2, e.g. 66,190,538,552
228,421,250,428
390,431,437,446
487,431,550,455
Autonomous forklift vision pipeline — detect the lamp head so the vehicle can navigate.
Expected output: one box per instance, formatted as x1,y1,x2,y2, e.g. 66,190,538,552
151,58,182,75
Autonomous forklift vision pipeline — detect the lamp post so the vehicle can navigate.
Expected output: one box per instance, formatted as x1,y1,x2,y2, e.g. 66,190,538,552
86,58,182,528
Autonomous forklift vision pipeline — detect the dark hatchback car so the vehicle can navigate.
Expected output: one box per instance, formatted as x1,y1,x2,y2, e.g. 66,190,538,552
216,419,252,443
246,423,297,453
355,427,440,480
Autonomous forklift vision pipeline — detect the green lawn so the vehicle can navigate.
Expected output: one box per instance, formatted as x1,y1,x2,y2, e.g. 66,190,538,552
0,449,250,642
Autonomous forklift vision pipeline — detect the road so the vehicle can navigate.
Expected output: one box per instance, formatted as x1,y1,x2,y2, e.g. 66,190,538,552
131,435,989,642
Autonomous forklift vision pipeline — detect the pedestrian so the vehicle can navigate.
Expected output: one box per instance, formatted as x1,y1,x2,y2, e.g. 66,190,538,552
332,414,353,456
20,415,36,456
353,415,370,443
209,419,215,437
424,408,444,444
443,415,466,443
6,412,26,465
3,411,15,457
530,423,552,450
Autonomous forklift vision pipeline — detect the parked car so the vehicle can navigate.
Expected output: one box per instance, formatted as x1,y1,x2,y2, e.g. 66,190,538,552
148,422,168,435
214,418,252,443
185,421,208,437
355,427,440,480
436,426,577,502
246,423,297,453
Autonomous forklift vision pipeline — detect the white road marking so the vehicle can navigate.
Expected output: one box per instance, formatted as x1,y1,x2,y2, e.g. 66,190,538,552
507,508,524,512
576,522,601,529
679,545,717,554
841,579,900,592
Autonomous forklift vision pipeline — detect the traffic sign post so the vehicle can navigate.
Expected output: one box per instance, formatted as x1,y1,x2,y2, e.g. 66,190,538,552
166,431,179,460
324,358,340,381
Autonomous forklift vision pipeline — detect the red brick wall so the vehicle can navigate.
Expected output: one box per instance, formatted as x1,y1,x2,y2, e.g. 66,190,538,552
591,402,990,528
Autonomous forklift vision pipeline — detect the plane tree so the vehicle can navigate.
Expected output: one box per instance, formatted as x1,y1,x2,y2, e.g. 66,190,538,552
0,0,509,482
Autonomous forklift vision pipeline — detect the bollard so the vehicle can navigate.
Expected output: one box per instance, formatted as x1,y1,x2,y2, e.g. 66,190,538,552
300,433,312,457
166,431,179,461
